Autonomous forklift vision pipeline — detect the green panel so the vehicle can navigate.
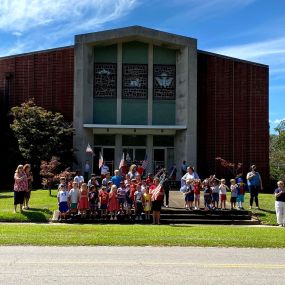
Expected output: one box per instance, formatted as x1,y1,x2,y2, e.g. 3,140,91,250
153,46,176,64
93,99,117,124
152,101,175,125
94,45,117,63
122,99,148,125
122,41,148,64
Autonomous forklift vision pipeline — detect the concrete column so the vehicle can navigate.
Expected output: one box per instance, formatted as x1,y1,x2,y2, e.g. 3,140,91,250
117,42,122,124
148,44,153,125
146,135,153,174
73,40,94,173
115,134,122,172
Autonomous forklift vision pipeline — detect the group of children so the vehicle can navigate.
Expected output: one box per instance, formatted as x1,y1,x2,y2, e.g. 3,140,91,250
180,176,246,211
56,174,155,221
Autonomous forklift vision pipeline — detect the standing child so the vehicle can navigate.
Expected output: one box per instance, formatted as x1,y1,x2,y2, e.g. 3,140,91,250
203,180,212,211
78,183,89,218
193,179,201,210
230,179,238,210
117,181,126,213
108,185,119,220
125,183,133,220
57,184,69,220
68,181,79,217
88,185,99,218
184,179,194,210
143,186,152,221
219,179,229,210
237,178,246,210
134,184,144,221
211,179,220,209
99,186,109,219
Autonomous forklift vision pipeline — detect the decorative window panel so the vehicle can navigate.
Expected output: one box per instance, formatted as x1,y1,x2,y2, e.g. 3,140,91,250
94,63,117,98
122,64,148,99
153,64,176,100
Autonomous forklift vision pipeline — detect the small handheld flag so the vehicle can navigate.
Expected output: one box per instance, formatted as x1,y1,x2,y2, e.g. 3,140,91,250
98,152,104,169
86,143,94,154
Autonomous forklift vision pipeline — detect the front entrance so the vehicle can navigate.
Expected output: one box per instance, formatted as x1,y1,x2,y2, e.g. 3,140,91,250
153,148,175,176
93,147,115,175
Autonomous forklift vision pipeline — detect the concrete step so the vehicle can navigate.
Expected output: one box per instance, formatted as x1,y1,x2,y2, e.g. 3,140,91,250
159,219,260,225
160,214,252,220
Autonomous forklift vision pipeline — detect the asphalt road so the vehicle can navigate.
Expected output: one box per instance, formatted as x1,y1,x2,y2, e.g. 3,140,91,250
0,246,284,285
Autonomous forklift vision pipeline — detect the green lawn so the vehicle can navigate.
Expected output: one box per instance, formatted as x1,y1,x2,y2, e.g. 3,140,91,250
0,224,284,247
0,189,58,222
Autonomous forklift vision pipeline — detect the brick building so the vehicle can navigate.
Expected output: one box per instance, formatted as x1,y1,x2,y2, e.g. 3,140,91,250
0,26,269,184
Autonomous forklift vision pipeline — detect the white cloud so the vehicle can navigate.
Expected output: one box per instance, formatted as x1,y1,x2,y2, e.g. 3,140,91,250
0,0,138,33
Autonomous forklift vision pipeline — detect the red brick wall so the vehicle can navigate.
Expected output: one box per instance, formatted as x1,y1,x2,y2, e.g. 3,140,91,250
0,46,74,121
197,51,269,185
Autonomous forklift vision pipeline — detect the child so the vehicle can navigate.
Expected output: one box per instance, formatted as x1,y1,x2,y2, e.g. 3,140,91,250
203,180,212,211
230,179,238,210
78,183,89,218
193,179,201,210
143,186,152,220
68,181,79,216
108,185,119,220
57,184,69,220
237,178,246,210
219,179,229,210
117,181,126,213
134,184,144,221
146,173,153,186
184,179,194,210
88,185,99,218
211,179,220,209
125,183,133,220
99,186,109,219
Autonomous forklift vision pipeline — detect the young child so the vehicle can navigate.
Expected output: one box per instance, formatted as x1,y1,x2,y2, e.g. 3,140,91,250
211,179,220,209
134,184,144,221
143,186,152,221
237,178,246,210
117,181,126,213
108,185,119,220
193,179,201,210
184,179,194,210
57,184,69,220
230,179,238,210
203,180,212,211
219,179,229,210
78,183,89,218
68,181,79,217
88,185,99,218
99,186,109,219
125,183,133,220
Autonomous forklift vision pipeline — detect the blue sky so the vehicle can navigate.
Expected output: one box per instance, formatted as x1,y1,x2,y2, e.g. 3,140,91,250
0,0,284,133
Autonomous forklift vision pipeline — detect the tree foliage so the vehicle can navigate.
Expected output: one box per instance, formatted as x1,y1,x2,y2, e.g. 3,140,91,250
10,99,75,171
270,121,285,181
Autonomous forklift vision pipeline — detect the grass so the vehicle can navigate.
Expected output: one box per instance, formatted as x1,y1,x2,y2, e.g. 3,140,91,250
0,189,58,222
0,224,284,247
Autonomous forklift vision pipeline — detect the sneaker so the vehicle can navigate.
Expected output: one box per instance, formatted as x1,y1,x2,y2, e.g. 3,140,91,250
165,205,169,208
256,207,260,210
110,216,113,221
249,206,252,209
114,216,117,221
194,207,197,210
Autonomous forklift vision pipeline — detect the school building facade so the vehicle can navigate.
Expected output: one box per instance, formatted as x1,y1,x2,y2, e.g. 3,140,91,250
0,26,269,182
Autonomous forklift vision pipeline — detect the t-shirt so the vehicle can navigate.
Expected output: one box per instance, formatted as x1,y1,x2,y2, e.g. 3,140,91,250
117,187,126,199
219,185,227,195
211,185,219,194
247,171,261,186
99,191,109,205
111,175,122,188
182,172,199,181
275,188,285,202
74,175,84,184
101,165,109,175
134,191,143,203
237,184,246,195
102,177,111,186
68,188,79,203
230,185,238,197
57,190,68,202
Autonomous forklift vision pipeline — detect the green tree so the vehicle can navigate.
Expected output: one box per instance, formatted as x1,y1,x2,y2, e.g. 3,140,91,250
10,99,75,182
270,121,285,181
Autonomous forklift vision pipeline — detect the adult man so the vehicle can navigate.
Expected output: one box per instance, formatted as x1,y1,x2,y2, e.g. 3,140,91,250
100,162,109,178
246,165,263,209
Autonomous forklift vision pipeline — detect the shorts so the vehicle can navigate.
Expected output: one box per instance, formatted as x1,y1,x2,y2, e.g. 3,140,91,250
151,200,162,211
230,197,237,203
135,202,143,214
118,198,125,205
100,204,107,210
14,191,25,205
185,193,194,202
237,195,245,203
220,194,227,202
59,202,69,213
212,193,219,202
70,203,77,209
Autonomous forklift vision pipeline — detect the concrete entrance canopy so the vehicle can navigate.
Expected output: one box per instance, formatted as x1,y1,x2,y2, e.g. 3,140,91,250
74,25,197,175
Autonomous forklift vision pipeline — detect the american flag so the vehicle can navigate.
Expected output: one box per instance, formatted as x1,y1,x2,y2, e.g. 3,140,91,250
151,184,162,201
98,152,104,169
142,154,148,169
119,153,125,169
85,143,94,154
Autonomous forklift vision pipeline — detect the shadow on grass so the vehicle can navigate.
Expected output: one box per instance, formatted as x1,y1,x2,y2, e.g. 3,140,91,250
0,193,13,199
21,207,53,222
258,208,275,214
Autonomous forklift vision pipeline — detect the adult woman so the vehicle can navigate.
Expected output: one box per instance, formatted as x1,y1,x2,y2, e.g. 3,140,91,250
23,164,33,209
274,181,285,227
150,177,164,225
181,166,199,187
246,165,263,209
128,164,138,180
13,165,28,213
